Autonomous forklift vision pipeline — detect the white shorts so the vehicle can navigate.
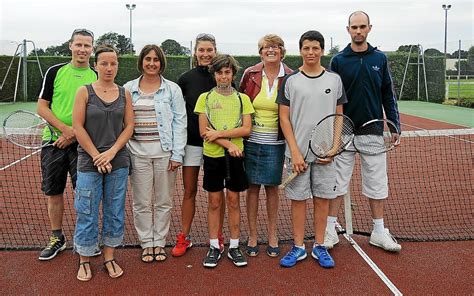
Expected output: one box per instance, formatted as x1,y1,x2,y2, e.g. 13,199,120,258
182,145,204,167
335,149,388,199
284,157,338,201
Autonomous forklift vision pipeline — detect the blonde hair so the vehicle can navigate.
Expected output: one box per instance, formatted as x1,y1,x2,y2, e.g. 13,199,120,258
257,34,286,59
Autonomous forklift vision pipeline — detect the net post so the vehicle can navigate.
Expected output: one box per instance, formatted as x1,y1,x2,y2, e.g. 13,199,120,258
344,190,353,235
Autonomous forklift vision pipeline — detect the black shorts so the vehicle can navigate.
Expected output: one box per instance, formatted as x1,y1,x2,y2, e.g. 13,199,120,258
203,155,248,193
40,143,78,196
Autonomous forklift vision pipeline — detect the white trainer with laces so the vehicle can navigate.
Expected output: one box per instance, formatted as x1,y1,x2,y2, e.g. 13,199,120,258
323,228,339,249
369,228,401,252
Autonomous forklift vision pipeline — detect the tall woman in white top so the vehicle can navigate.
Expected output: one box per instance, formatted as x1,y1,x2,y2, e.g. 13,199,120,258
123,45,187,263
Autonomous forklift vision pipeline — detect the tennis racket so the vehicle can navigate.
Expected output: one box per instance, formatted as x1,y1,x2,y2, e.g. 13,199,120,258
205,87,243,181
3,110,57,149
280,113,355,189
351,119,400,155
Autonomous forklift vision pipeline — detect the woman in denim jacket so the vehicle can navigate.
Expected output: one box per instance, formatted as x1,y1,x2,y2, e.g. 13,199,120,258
123,44,186,263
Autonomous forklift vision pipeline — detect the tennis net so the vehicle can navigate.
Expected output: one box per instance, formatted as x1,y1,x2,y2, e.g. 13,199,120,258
0,126,472,249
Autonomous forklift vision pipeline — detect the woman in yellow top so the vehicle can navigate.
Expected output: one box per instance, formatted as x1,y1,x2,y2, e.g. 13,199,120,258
239,34,293,257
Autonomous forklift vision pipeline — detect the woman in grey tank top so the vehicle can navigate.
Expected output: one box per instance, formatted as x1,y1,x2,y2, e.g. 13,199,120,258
72,45,134,281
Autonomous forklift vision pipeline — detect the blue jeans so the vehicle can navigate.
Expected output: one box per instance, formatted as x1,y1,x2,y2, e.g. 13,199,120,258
73,167,129,256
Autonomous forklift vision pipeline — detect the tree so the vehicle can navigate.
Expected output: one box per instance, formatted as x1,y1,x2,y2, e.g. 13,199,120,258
161,39,190,56
397,45,418,53
44,41,70,56
29,48,45,56
96,32,133,55
451,49,468,59
328,45,340,56
424,48,443,56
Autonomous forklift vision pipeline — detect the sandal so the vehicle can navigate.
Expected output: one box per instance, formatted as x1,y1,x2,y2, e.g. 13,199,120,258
103,259,123,279
76,261,92,282
154,247,167,262
141,247,154,263
266,245,280,257
245,245,259,257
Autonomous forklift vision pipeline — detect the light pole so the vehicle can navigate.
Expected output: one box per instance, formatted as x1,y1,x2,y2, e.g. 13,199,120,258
126,3,136,55
442,4,451,74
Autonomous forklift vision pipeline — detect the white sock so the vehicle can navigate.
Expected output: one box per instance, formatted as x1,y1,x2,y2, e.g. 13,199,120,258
373,218,385,234
295,244,305,250
210,239,219,249
229,238,239,249
327,216,337,231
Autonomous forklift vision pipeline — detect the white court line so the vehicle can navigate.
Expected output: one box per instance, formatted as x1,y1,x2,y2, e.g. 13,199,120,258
336,222,403,296
0,148,41,171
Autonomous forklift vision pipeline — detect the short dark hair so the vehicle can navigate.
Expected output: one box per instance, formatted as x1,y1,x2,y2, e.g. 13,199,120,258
348,11,370,25
70,28,94,43
94,45,118,62
208,54,240,76
298,30,325,50
137,44,167,75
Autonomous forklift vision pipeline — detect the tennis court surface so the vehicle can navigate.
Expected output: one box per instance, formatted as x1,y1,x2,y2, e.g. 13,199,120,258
1,108,473,294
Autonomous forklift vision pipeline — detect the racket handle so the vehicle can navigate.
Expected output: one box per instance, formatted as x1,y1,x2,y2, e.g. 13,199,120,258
279,172,298,189
224,150,231,181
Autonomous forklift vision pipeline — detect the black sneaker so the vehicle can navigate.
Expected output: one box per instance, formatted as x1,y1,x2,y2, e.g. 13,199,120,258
38,235,66,261
227,247,247,267
203,246,221,268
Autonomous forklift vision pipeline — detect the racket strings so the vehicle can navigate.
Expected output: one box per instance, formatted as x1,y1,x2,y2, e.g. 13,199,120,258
309,115,354,158
207,88,242,130
4,112,49,148
353,120,397,154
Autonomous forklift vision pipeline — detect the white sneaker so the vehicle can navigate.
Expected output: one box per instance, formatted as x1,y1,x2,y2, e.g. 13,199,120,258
369,228,401,252
323,228,339,249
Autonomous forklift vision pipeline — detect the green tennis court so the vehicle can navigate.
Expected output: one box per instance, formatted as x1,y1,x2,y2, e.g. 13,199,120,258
398,100,474,128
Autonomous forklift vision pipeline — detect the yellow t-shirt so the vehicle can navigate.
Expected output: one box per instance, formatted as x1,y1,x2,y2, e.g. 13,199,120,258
194,90,254,158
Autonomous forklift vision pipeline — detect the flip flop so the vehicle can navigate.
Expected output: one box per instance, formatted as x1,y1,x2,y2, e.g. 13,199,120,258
154,247,167,262
141,247,154,263
76,261,92,282
104,259,123,279
245,245,259,257
266,245,280,257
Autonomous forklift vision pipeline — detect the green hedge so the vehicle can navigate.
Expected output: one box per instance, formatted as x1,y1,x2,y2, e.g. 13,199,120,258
0,54,444,103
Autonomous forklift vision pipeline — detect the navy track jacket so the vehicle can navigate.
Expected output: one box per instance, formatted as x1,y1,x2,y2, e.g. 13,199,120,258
329,43,400,132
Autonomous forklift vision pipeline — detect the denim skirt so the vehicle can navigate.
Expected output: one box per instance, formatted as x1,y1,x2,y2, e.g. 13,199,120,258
244,141,285,186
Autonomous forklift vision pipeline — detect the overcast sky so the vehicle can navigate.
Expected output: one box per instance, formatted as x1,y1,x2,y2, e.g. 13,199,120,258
0,0,472,55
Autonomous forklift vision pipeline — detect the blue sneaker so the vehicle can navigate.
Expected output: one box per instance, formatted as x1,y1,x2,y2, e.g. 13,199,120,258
311,245,335,268
280,246,307,267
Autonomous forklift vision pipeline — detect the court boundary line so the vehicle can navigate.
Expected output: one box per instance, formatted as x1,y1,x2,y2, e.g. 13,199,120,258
336,222,403,296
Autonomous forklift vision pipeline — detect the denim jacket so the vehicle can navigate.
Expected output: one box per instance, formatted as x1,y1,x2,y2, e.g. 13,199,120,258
123,76,187,163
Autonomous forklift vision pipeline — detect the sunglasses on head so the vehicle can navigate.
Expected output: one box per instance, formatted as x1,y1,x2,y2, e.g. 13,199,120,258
72,28,94,39
196,33,215,41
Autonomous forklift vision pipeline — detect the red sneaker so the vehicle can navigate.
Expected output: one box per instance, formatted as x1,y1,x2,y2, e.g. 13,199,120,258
218,232,225,254
171,232,192,257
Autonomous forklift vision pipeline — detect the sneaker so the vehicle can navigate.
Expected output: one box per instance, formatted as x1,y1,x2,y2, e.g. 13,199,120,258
218,232,225,254
311,245,335,268
369,228,402,252
323,228,340,249
92,248,101,257
227,247,248,267
38,235,66,261
203,246,221,268
171,232,193,257
279,246,307,268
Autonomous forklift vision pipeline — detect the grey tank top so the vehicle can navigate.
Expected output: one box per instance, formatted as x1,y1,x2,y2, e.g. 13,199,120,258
77,84,130,172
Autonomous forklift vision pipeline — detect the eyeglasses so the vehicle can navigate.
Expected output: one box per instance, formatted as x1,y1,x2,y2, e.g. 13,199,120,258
72,28,94,39
196,33,215,41
261,44,281,51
